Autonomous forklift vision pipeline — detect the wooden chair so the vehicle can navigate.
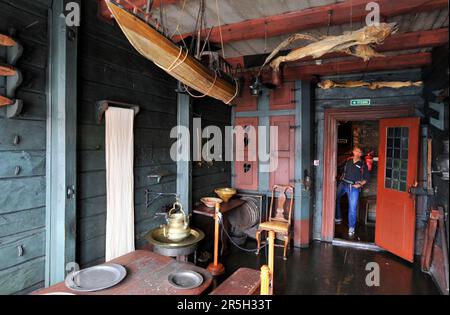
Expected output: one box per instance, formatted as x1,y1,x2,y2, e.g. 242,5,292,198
256,185,294,260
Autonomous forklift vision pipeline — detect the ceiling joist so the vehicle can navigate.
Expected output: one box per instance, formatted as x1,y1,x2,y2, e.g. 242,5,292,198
227,28,449,69
265,52,432,81
174,0,448,44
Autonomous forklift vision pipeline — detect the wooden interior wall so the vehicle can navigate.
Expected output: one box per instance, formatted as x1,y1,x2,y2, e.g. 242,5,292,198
76,0,178,268
0,0,51,295
423,45,449,295
313,68,426,246
191,97,232,206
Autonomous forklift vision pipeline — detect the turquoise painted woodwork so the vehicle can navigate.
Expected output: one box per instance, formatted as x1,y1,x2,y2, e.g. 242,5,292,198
0,0,51,295
45,0,79,286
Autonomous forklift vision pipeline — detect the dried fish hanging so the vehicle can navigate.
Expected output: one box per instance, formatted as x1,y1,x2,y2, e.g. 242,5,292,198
318,80,423,90
259,23,398,85
106,0,239,105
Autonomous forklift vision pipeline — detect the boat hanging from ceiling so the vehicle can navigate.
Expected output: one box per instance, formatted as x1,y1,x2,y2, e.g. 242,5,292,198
105,0,239,105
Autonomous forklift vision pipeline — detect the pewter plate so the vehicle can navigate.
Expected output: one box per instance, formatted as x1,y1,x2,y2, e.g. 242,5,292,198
168,270,204,290
65,263,127,292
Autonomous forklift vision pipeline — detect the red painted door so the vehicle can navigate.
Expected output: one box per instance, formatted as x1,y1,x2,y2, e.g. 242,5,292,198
269,116,295,188
234,117,258,190
269,82,295,110
235,78,258,112
375,117,420,262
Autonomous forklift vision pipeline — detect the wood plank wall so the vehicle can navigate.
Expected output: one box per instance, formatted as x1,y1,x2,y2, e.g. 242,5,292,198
0,0,51,295
76,0,180,268
312,69,426,243
191,97,232,206
0,0,233,293
423,45,449,295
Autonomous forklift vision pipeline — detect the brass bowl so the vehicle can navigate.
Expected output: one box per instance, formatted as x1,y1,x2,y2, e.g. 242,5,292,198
200,197,223,208
214,188,237,203
145,227,205,248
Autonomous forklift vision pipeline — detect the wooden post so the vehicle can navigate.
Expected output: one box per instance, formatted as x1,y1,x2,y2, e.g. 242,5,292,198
45,0,79,286
260,265,271,295
207,203,225,276
176,92,192,213
268,230,275,295
427,138,433,191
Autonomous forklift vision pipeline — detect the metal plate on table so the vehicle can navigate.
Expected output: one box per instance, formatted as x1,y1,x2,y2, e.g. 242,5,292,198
168,270,204,290
65,263,127,292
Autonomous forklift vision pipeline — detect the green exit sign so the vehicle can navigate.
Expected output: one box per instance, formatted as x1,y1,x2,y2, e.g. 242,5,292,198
350,99,371,106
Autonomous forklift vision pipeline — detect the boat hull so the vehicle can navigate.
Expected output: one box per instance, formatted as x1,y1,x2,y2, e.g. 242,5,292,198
106,1,238,104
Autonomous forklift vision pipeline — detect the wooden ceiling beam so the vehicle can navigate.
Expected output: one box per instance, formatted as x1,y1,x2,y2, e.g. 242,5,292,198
175,0,448,44
268,52,433,81
227,28,448,69
99,0,181,20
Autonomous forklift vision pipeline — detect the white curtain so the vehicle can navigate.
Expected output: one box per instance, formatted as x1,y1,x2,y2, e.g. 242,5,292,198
105,107,135,261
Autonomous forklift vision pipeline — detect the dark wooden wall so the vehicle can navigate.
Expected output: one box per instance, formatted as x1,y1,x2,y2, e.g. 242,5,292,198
0,0,50,295
312,69,425,244
423,45,449,295
76,0,179,267
0,0,233,293
191,97,232,207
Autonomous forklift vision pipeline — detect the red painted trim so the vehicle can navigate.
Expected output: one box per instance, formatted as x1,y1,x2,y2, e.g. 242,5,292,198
321,106,415,242
174,0,448,44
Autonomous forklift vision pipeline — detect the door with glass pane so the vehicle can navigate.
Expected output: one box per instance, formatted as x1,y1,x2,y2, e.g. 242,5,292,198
375,118,420,262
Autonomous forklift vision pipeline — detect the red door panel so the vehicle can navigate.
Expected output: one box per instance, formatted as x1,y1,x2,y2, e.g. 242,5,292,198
269,116,295,188
270,82,295,110
375,117,420,262
234,117,258,190
235,90,258,112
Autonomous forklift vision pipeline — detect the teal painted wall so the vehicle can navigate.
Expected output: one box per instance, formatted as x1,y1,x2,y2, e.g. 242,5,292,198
0,0,51,295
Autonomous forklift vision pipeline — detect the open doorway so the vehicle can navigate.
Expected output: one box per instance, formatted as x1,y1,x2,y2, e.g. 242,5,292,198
334,120,379,243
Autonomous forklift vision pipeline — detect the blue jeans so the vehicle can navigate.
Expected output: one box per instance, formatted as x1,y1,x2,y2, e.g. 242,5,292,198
335,181,359,229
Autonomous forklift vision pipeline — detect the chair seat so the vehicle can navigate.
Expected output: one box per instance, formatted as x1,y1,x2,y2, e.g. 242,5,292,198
258,221,289,233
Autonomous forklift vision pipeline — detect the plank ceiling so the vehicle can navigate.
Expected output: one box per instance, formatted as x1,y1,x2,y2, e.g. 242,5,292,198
151,0,449,58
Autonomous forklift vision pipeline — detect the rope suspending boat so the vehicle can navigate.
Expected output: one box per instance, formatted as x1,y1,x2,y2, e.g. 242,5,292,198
106,0,239,105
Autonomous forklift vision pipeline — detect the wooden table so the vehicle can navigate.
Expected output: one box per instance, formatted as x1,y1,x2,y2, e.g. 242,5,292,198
193,198,246,255
33,250,212,295
193,198,246,217
210,268,261,295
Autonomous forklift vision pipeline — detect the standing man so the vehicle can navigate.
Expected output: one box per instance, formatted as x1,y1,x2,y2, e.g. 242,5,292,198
335,146,369,236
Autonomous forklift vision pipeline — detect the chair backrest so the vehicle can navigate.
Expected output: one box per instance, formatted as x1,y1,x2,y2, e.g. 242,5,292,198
268,185,294,225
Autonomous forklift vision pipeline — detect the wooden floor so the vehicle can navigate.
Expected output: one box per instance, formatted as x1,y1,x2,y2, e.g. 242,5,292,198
334,221,376,243
210,240,440,295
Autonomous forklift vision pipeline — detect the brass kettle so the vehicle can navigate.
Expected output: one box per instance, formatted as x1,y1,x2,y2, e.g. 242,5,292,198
162,200,191,242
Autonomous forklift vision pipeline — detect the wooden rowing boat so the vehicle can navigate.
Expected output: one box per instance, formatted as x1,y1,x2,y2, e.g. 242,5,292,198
106,1,238,105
